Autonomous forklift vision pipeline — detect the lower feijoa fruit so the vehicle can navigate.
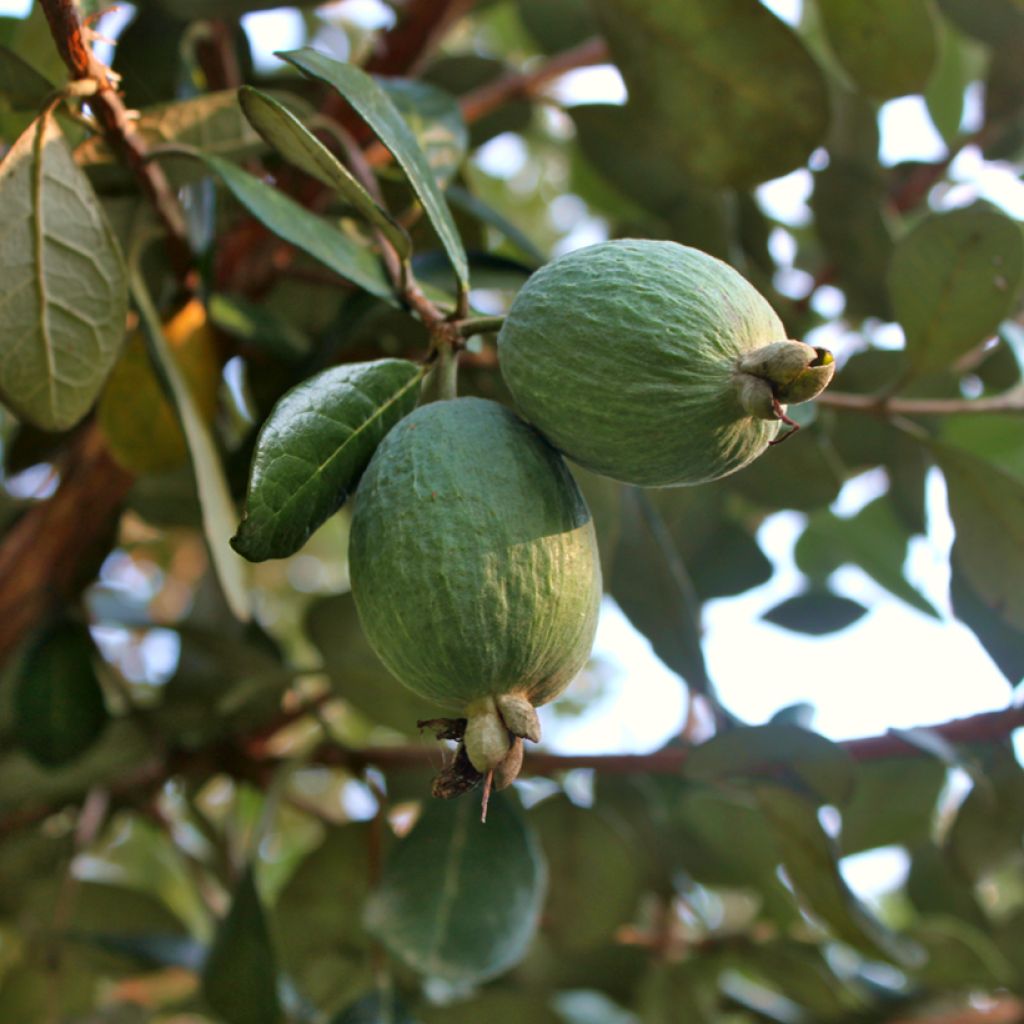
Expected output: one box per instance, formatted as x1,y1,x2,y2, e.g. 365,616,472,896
348,397,601,783
497,239,834,487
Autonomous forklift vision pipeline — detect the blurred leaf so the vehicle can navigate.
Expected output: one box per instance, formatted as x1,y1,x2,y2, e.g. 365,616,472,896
232,359,422,562
637,960,717,1024
364,794,545,985
238,86,411,258
14,620,109,768
934,441,1024,630
888,203,1024,375
908,842,990,928
377,78,468,190
983,34,1024,160
516,0,596,53
202,867,282,1024
925,21,977,143
763,589,867,635
281,49,469,293
332,989,419,1024
687,518,773,601
941,413,1024,482
688,724,856,807
529,794,643,950
817,0,938,98
936,0,1024,44
305,593,439,734
208,292,312,361
755,783,916,963
911,916,1015,988
609,487,709,693
950,566,1024,686
841,757,947,854
418,990,562,1024
0,45,54,109
570,465,623,574
192,152,396,304
0,108,127,431
590,0,829,187
70,930,205,972
445,185,545,267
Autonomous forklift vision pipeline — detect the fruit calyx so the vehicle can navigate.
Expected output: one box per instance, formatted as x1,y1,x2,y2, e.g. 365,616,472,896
734,340,835,441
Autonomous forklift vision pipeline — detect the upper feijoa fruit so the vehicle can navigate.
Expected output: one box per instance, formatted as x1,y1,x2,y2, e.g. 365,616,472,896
497,239,834,487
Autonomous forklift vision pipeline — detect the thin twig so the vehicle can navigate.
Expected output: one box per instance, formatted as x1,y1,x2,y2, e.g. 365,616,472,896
817,388,1024,417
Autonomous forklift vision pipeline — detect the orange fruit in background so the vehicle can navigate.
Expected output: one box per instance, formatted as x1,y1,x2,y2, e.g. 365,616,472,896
98,299,221,475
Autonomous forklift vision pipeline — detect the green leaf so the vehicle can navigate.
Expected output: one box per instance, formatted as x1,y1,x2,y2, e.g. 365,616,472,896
950,566,1024,686
418,991,563,1024
207,293,312,362
910,916,1015,988
907,842,988,928
130,270,251,624
517,0,597,54
232,359,423,562
445,185,545,267
190,151,397,304
280,49,470,293
888,203,1024,374
589,0,829,187
0,45,54,109
237,86,411,259
925,21,978,144
202,867,282,1024
331,990,418,1024
14,620,109,768
936,0,1024,45
364,794,546,985
0,108,128,431
377,78,468,191
755,783,916,963
609,487,709,695
687,725,856,807
305,593,438,733
941,413,1024,482
762,589,868,636
934,441,1024,630
817,0,938,99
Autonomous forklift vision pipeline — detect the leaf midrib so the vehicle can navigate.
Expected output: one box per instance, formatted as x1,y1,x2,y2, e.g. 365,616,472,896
32,111,57,420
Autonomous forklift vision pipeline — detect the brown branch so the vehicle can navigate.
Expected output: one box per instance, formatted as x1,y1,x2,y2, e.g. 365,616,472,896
39,0,191,276
817,387,1024,417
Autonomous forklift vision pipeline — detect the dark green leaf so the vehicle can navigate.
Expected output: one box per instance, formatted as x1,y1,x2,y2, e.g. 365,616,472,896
364,794,545,984
202,867,282,1024
818,0,938,99
14,620,109,768
237,86,410,258
936,0,1024,44
763,589,868,635
207,293,312,361
934,441,1024,630
517,0,597,54
609,487,709,694
0,108,128,431
191,151,397,304
589,0,829,187
70,931,205,972
888,204,1024,374
305,593,439,733
907,842,989,928
280,49,469,292
950,566,1024,686
418,990,562,1024
911,917,1015,988
687,518,772,601
445,185,545,267
687,725,856,807
0,45,54,109
232,359,422,562
983,35,1024,160
331,990,419,1024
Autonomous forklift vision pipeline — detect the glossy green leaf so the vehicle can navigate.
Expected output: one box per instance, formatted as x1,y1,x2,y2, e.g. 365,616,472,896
237,86,410,258
191,152,396,304
0,108,128,431
280,49,469,292
589,0,829,187
934,441,1024,630
818,0,938,99
364,794,546,984
202,867,282,1024
130,269,250,623
763,589,868,636
0,45,54,109
14,620,109,768
377,78,468,190
609,487,709,694
687,725,856,807
888,204,1024,374
232,359,422,561
305,593,439,733
756,783,916,963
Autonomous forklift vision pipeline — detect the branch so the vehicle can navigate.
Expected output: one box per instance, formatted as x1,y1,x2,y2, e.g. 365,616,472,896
817,387,1024,417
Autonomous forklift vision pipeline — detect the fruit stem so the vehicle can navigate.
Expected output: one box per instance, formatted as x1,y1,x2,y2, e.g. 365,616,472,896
457,315,505,339
419,340,459,404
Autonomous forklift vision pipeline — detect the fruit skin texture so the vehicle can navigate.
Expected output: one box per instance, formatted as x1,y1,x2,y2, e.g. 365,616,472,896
348,398,601,769
497,239,830,487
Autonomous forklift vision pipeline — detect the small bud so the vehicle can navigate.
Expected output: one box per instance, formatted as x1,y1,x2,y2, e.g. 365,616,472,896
735,340,835,421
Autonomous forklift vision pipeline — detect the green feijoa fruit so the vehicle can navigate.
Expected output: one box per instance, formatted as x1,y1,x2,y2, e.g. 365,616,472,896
497,239,834,487
349,398,601,777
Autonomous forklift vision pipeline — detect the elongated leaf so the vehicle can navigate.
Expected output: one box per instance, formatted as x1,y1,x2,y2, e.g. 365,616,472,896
756,783,917,964
237,86,410,258
0,108,127,431
763,590,868,636
888,204,1024,374
130,272,251,623
279,49,469,292
590,0,828,187
192,151,396,304
0,45,54,109
364,794,546,984
232,359,422,561
934,441,1024,630
818,0,938,99
203,868,282,1024
951,565,1024,686
14,620,109,768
